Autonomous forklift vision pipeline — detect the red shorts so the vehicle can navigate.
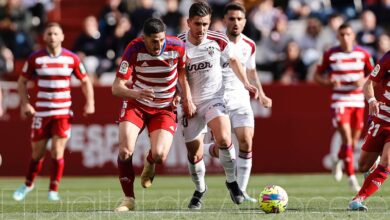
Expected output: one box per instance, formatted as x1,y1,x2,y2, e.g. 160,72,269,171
362,121,390,152
31,117,71,141
118,101,177,135
331,107,364,130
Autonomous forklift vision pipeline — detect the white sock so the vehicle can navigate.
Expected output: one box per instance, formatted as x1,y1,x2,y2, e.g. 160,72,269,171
219,144,237,183
188,159,206,192
203,143,217,158
237,156,252,192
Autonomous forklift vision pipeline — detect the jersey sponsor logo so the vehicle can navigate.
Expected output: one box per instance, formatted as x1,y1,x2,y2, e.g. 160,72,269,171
141,61,149,67
371,64,380,77
222,62,229,68
79,63,87,74
207,46,215,57
119,61,129,74
187,62,213,71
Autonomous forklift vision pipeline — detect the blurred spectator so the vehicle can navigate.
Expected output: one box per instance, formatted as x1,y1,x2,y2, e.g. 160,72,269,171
210,17,225,32
356,10,383,59
259,14,292,64
98,0,127,38
376,33,390,60
248,0,284,41
331,0,359,20
286,0,333,23
130,0,159,36
161,0,183,36
209,0,230,19
73,16,112,82
22,0,54,32
369,0,390,30
321,12,345,50
298,16,325,67
0,38,14,77
0,0,34,58
105,15,136,70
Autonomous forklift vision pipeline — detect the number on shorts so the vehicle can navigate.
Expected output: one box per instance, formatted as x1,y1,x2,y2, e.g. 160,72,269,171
368,122,380,137
32,117,42,129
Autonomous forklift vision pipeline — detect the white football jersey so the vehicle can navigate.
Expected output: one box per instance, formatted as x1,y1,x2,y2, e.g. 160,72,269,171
178,30,233,105
223,34,256,94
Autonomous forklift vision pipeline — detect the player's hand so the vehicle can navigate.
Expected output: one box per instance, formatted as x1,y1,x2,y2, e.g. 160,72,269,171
330,79,341,88
259,95,272,108
182,98,196,118
21,103,35,118
368,100,383,116
83,102,95,116
136,88,155,102
352,77,366,87
171,95,181,110
245,84,258,99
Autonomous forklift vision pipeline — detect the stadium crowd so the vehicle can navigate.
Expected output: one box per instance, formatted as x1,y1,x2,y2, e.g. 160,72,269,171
0,0,389,85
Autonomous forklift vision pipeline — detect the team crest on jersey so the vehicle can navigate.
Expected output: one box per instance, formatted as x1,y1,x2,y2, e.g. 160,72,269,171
207,46,215,57
119,61,129,74
371,64,380,77
168,58,174,66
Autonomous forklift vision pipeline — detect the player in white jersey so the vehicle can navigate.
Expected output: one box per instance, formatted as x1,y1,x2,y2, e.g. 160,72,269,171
178,1,258,209
202,2,272,203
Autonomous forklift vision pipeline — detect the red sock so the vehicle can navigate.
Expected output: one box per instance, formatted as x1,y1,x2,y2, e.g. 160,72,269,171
146,150,155,164
49,158,64,192
344,148,354,176
117,157,135,198
25,158,44,187
354,164,389,201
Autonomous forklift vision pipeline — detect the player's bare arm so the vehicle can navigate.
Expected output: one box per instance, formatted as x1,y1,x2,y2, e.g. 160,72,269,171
80,77,95,116
17,75,35,118
353,76,368,87
247,68,272,108
229,56,258,98
313,70,341,88
363,79,381,116
112,77,155,101
178,69,196,117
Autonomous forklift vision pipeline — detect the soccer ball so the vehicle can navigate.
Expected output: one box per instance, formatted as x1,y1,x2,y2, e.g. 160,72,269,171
258,185,288,213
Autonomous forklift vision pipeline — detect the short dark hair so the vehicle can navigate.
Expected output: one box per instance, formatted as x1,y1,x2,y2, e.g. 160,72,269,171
143,18,166,36
223,2,246,16
45,22,63,31
338,23,353,32
189,1,212,18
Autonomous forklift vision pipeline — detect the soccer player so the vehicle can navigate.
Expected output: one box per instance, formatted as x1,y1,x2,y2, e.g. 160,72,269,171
348,51,390,211
178,1,258,209
202,2,272,203
314,23,374,192
112,18,190,212
13,23,95,201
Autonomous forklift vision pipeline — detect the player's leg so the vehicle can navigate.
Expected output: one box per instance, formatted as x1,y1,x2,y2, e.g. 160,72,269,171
234,126,256,202
141,111,176,188
115,121,139,211
13,116,48,201
208,115,244,204
13,139,48,201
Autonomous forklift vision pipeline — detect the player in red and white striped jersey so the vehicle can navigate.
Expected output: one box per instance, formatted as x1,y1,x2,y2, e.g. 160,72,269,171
314,23,374,192
112,18,192,212
348,50,390,211
13,23,95,202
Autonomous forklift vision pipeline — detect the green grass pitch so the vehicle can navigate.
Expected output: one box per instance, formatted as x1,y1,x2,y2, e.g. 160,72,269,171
1,174,390,219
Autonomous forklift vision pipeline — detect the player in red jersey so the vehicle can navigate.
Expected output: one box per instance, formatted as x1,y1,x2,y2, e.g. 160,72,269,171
13,23,95,201
314,23,374,192
348,51,390,211
112,18,192,212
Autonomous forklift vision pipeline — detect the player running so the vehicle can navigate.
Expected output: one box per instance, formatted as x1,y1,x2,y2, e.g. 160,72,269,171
178,1,258,209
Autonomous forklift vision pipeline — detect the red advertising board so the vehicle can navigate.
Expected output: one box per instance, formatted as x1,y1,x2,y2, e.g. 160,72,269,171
0,82,346,176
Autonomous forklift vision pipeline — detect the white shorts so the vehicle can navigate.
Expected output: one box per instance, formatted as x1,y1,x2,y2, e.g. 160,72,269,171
182,98,228,142
224,91,254,128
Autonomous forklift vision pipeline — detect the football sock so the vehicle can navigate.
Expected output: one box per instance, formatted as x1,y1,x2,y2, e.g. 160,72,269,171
203,143,218,158
25,158,44,187
338,144,354,176
354,164,389,201
117,156,135,198
237,150,252,192
219,144,237,183
49,158,64,192
188,156,206,192
146,150,156,164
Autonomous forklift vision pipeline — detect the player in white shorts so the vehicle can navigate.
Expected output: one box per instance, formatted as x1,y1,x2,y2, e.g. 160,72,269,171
178,1,258,209
203,2,272,203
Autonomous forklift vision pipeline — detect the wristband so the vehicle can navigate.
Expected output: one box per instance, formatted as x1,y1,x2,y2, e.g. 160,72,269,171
367,97,377,104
